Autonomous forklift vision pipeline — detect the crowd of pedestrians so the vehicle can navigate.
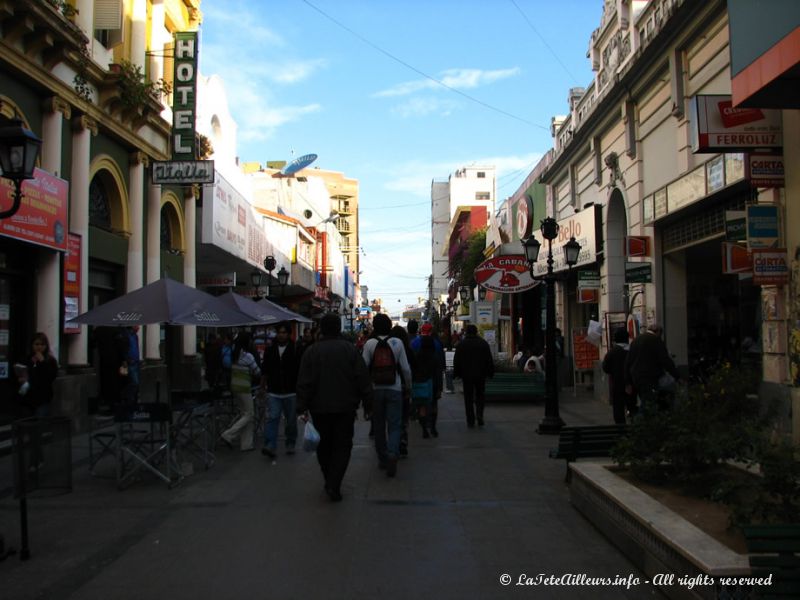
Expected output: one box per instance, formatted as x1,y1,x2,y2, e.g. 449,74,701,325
196,313,499,503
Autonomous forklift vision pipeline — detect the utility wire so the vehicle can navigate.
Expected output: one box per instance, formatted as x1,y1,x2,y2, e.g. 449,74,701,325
301,0,549,131
510,0,580,84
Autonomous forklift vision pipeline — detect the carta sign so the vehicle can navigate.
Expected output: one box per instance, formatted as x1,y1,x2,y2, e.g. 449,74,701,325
172,31,198,160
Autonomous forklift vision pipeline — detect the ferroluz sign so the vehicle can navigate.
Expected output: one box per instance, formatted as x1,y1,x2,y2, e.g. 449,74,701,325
690,94,782,153
474,255,538,294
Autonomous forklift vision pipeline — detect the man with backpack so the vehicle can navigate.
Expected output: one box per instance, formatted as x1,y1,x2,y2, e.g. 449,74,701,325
362,313,412,477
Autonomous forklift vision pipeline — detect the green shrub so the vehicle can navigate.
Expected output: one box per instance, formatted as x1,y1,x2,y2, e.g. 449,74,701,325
612,362,799,525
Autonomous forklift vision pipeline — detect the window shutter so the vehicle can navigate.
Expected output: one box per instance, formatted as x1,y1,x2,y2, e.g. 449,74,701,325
94,0,122,30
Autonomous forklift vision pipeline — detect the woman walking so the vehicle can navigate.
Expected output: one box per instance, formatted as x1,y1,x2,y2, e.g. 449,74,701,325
221,332,260,451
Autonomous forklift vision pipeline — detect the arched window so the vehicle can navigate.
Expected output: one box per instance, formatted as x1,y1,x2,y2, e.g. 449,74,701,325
160,205,173,250
89,175,111,230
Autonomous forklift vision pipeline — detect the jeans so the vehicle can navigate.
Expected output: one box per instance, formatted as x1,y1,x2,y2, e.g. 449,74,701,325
372,388,403,462
264,393,297,451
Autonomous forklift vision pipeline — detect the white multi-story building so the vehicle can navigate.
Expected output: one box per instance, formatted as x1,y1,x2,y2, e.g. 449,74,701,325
430,165,496,301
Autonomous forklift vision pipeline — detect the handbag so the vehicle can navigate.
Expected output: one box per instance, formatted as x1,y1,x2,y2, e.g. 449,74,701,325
302,419,321,452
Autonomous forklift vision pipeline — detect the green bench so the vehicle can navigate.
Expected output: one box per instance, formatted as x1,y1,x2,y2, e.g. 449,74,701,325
484,372,545,402
549,424,629,481
742,524,800,599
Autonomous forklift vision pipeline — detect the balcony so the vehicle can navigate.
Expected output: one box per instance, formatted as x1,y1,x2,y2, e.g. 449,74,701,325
0,0,89,71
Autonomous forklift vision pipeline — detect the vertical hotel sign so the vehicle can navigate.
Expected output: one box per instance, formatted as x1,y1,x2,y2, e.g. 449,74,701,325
172,31,198,160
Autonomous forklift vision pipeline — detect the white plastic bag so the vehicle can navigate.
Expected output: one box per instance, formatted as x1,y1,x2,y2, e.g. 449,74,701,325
302,420,321,452
587,320,603,347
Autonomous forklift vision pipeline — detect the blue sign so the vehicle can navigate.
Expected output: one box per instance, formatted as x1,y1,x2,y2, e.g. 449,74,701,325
746,205,779,249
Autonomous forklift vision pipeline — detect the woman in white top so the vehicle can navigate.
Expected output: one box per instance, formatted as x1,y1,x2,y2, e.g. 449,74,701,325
221,332,261,451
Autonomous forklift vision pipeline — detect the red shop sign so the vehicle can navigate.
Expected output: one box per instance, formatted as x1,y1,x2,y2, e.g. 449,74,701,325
0,168,68,252
474,255,539,294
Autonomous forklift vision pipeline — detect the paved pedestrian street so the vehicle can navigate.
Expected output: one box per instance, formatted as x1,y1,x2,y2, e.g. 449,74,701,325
1,390,662,600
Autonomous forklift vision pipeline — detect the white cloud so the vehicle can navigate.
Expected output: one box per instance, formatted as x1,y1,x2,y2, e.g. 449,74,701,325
270,59,329,84
374,67,520,98
391,97,457,118
201,8,285,46
237,104,322,142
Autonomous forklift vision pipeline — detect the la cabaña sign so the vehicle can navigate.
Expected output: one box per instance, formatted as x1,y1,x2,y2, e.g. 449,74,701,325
474,255,539,294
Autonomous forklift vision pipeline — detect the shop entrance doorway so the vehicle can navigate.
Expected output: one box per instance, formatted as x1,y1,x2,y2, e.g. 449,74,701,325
683,239,761,374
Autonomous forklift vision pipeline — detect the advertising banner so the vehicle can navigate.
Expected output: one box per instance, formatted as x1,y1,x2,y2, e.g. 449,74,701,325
746,204,779,249
752,249,788,285
721,242,752,274
690,94,782,152
0,168,68,251
64,233,81,333
473,255,538,293
528,206,600,277
746,154,784,188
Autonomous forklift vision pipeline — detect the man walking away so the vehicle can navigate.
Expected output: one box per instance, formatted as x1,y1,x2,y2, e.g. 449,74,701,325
602,328,637,424
261,322,300,458
362,313,412,477
624,323,681,412
296,314,372,502
453,324,494,428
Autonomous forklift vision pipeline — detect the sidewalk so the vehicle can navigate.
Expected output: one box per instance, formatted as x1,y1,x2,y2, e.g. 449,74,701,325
0,386,661,600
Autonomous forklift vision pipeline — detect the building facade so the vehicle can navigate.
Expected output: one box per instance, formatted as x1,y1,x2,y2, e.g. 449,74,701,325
0,0,201,425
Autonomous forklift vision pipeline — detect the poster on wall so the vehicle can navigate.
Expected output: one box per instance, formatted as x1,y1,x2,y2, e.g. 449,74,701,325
64,233,81,334
605,312,627,349
572,327,599,372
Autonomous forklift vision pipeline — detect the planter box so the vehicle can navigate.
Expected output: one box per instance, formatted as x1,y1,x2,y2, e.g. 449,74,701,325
569,462,752,600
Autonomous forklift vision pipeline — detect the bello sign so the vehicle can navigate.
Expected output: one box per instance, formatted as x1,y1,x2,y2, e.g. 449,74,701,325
172,31,198,160
473,255,538,294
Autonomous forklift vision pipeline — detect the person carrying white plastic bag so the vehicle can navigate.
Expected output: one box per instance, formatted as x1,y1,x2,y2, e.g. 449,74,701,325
302,418,321,452
296,314,373,503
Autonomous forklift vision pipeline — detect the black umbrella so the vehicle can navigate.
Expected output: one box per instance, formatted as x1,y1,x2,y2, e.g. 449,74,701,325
255,297,313,323
67,278,254,327
217,292,281,325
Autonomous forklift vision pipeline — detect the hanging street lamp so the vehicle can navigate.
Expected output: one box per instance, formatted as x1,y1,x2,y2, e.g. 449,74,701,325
0,118,43,220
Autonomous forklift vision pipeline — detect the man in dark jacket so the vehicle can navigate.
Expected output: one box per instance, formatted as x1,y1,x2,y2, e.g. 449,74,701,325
453,324,494,428
624,324,680,411
296,314,373,502
261,322,300,458
602,328,637,423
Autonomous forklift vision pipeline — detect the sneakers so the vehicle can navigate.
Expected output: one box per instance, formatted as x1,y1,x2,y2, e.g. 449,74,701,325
261,447,276,458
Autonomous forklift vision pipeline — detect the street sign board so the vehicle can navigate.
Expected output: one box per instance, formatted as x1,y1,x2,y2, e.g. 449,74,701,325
746,204,779,249
625,262,652,283
725,210,747,241
152,160,215,184
752,249,788,285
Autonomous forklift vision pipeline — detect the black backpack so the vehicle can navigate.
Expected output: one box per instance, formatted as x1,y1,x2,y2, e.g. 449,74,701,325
370,337,397,385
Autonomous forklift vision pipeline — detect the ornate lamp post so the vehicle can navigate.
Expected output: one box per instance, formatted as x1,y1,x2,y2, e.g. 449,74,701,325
263,255,276,297
523,217,581,434
250,269,264,298
276,265,289,298
0,118,43,220
347,302,356,331
477,285,487,301
458,285,470,305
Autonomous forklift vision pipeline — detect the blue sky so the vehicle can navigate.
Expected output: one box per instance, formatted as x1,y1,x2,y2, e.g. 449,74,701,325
199,0,602,312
